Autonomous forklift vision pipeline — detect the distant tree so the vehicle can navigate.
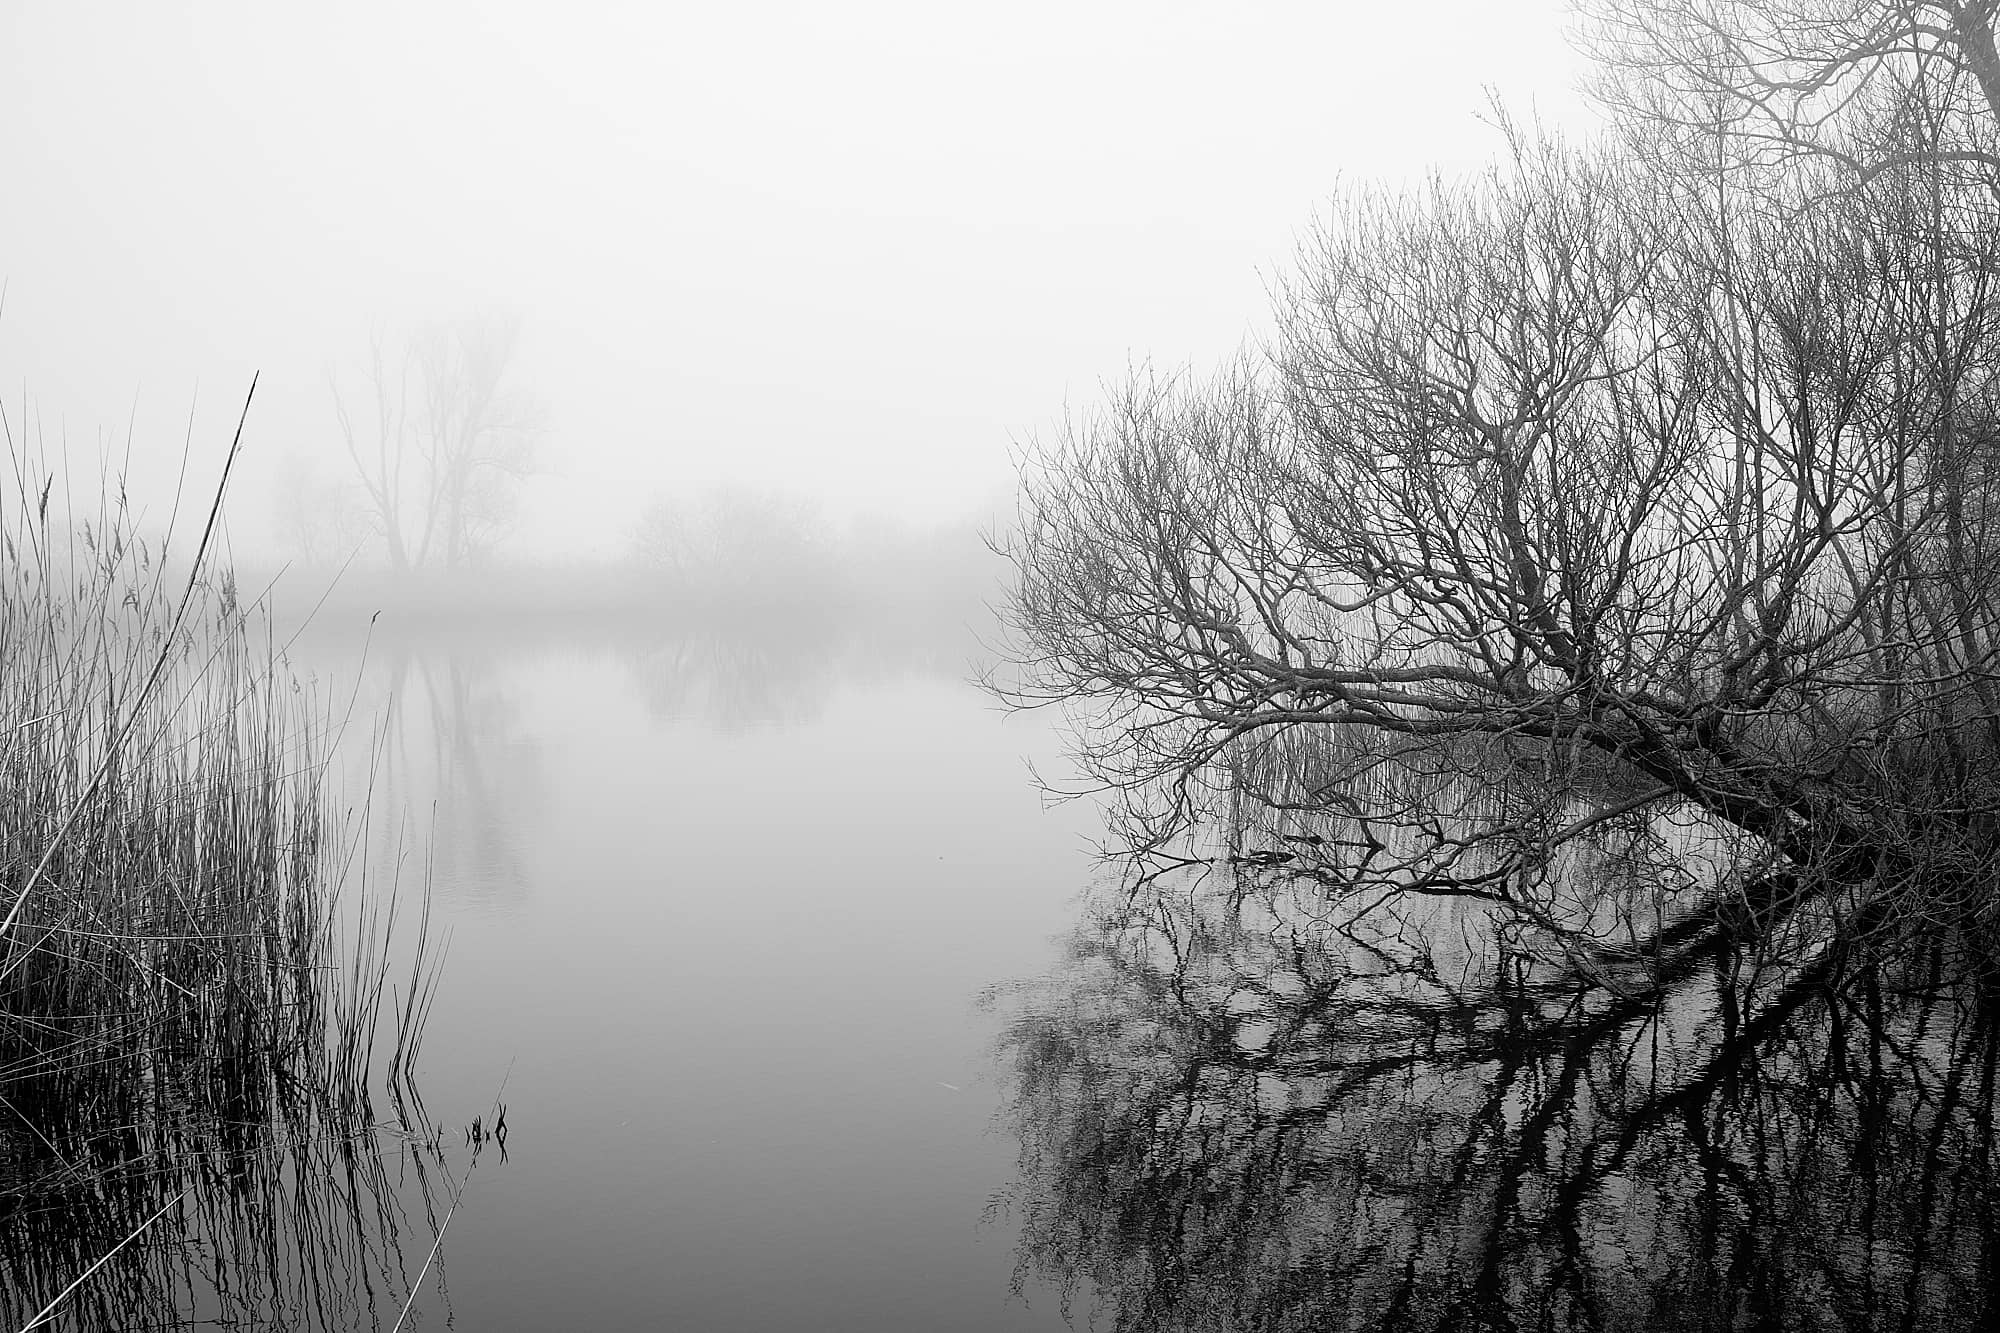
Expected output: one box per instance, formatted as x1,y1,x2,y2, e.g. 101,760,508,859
630,484,837,606
331,317,541,572
272,448,370,568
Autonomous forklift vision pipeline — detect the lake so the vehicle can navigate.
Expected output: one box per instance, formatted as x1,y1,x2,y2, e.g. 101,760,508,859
288,609,1096,1330
11,592,1999,1332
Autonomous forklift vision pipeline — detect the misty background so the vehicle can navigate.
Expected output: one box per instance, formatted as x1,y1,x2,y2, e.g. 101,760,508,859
1,0,1588,581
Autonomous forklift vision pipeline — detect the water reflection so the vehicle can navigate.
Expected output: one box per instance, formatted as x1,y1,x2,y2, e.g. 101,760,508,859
272,614,1086,1330
994,873,2000,1331
0,869,479,1333
375,644,542,913
623,617,843,730
618,601,998,731
0,1093,479,1331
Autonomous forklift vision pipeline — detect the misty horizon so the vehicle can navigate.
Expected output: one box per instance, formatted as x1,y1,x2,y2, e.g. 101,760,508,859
1,0,1590,573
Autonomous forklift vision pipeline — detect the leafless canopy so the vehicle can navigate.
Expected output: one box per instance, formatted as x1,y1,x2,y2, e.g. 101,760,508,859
1582,0,2000,195
1002,111,2000,971
331,317,540,572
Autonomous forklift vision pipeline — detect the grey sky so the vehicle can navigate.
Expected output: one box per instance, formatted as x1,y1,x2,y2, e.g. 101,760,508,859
0,1,1590,562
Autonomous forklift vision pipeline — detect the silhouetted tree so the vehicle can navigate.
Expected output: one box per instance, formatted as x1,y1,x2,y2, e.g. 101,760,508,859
994,11,2000,1329
1003,123,2000,981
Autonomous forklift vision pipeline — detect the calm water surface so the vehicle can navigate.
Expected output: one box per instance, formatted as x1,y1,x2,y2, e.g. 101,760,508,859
19,608,1996,1330
302,616,1093,1330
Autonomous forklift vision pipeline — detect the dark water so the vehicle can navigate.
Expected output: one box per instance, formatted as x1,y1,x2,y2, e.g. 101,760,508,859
298,616,1093,1330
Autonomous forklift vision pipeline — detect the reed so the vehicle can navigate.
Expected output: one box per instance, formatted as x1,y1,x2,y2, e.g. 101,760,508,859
0,429,447,1330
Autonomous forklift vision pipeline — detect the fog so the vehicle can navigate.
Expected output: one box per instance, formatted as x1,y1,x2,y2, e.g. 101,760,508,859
1,0,1589,577
11,11,1823,1330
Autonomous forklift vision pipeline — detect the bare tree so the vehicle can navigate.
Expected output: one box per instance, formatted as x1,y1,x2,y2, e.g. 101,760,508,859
993,17,2000,1329
1002,129,2000,985
272,447,369,568
331,317,541,572
629,483,843,616
1582,0,2000,195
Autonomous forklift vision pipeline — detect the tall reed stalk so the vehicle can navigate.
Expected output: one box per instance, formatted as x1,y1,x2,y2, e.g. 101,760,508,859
0,435,448,1330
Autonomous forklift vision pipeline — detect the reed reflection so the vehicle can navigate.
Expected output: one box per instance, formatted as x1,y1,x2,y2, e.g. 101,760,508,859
0,1084,479,1331
994,870,2000,1332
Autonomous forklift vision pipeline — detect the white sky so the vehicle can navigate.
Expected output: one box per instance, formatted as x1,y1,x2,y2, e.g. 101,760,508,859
0,1,1594,561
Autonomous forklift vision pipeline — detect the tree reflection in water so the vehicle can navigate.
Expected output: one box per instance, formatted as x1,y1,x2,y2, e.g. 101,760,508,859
993,869,2000,1331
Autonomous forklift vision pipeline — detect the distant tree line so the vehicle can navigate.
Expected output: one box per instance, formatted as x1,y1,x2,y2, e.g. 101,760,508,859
629,485,1002,626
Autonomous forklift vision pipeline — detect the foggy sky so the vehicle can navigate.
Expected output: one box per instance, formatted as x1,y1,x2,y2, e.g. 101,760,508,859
0,1,1591,564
